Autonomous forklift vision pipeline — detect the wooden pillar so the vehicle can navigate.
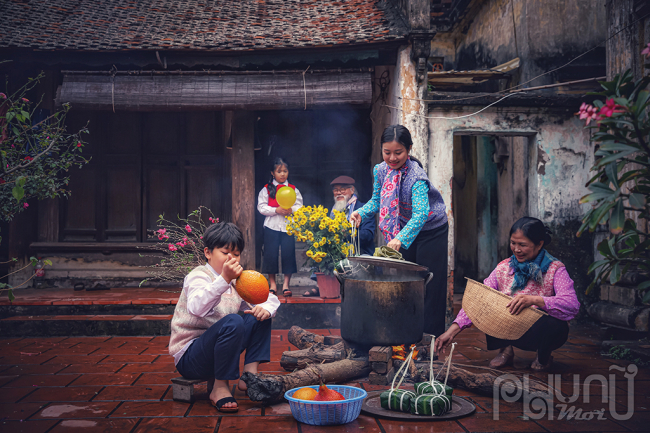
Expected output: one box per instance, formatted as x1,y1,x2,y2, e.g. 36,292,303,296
605,0,647,81
230,111,256,269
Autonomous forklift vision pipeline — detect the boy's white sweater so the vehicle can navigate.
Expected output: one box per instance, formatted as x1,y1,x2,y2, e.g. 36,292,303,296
169,263,280,365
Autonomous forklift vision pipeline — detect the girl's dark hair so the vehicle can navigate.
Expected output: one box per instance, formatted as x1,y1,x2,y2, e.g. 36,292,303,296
509,217,552,247
381,124,423,168
203,222,245,253
267,157,289,199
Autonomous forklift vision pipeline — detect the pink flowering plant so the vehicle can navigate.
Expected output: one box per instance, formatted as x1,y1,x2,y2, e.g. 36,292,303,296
139,206,220,285
576,62,650,301
1,70,89,226
1,69,89,301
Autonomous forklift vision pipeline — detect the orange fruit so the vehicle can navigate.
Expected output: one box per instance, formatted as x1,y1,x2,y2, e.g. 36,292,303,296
235,270,270,304
292,387,318,401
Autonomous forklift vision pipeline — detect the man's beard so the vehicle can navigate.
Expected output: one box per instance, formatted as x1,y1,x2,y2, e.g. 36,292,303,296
332,199,347,213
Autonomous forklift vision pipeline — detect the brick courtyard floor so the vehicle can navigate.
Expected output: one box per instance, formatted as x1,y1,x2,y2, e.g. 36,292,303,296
0,323,649,432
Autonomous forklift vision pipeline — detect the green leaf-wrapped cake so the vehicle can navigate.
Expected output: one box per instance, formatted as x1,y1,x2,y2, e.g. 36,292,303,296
380,389,416,413
414,380,453,397
410,393,453,416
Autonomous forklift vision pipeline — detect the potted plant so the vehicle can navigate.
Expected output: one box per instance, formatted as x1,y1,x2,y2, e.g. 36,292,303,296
285,205,351,298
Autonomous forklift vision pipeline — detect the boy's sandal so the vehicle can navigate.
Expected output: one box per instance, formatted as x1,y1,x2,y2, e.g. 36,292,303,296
303,288,320,297
213,396,239,413
282,289,292,297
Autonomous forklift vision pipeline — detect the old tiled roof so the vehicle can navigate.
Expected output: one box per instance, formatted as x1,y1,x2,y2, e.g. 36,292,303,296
0,0,408,51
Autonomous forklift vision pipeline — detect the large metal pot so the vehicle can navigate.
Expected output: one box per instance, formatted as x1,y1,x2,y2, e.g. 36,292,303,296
335,256,432,346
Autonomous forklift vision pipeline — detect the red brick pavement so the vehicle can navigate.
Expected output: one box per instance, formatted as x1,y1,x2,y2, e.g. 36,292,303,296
0,326,648,432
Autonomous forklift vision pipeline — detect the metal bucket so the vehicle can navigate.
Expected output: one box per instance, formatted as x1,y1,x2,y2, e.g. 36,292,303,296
335,256,432,346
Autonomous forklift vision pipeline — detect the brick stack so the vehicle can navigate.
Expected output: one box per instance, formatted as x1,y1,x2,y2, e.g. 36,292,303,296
367,334,434,386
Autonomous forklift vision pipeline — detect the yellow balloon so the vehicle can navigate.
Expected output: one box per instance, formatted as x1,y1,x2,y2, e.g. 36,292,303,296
276,186,296,209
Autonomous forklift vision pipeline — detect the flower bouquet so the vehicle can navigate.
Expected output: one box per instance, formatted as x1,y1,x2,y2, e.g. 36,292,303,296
285,205,351,275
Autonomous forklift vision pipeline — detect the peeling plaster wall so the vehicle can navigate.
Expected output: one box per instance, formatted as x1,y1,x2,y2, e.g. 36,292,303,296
395,45,429,171
428,107,593,226
427,106,594,308
431,0,606,87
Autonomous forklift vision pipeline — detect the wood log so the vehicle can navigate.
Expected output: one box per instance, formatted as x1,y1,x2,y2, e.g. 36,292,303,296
242,358,371,403
242,357,551,404
280,341,346,371
287,325,326,349
420,362,551,397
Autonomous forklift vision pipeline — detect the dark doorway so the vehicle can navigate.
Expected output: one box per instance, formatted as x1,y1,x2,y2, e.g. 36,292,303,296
452,135,530,292
254,109,373,270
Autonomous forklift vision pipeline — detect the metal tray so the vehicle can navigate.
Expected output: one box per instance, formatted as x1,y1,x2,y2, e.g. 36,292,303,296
361,391,476,421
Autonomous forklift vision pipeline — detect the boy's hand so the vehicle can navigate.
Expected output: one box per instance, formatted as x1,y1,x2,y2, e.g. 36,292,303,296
221,254,243,283
244,305,271,321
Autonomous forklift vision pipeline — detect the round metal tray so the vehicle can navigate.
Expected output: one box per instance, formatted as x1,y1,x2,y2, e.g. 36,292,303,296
361,391,476,421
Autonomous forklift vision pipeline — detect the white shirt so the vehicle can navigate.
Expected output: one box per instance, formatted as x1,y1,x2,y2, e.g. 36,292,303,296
257,180,303,233
173,263,281,365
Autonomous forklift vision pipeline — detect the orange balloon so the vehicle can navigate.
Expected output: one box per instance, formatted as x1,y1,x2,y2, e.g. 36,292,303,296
234,271,270,304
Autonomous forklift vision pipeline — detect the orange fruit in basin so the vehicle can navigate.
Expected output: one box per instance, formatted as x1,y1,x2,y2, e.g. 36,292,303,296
235,270,270,304
293,387,318,401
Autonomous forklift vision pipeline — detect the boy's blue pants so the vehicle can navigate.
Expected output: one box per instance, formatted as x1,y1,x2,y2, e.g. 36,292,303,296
176,314,272,381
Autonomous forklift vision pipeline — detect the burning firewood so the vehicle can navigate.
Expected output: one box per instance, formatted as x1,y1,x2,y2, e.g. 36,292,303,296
391,344,419,361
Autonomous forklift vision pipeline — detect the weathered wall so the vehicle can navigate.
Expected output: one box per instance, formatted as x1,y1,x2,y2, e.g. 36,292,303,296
430,0,607,86
394,45,429,170
427,106,595,310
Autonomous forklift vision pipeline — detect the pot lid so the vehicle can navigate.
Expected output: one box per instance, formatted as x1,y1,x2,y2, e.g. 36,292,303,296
346,255,429,273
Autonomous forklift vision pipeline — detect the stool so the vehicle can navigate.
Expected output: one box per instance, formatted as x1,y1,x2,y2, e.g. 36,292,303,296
171,377,214,403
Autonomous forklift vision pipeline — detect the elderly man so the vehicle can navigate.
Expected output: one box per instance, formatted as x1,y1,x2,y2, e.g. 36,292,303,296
305,175,376,296
330,175,375,256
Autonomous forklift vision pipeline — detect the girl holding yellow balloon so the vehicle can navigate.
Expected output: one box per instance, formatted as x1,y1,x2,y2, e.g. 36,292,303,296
257,157,303,297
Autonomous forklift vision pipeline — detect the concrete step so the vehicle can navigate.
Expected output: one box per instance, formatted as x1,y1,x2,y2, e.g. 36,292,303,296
0,286,341,335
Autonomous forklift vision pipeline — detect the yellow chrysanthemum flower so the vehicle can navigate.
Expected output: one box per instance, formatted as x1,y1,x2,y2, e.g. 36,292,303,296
314,257,322,263
306,250,314,258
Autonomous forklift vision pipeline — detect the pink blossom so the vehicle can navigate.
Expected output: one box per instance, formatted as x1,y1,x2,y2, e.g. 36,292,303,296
23,203,29,209
21,98,29,103
599,98,625,120
208,217,219,224
577,102,599,125
185,224,192,232
0,93,6,99
176,241,186,247
77,143,82,147
642,43,650,59
157,228,167,235
182,237,188,243
168,244,177,251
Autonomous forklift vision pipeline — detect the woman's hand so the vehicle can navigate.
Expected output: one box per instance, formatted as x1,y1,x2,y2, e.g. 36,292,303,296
245,305,271,321
387,238,402,251
506,294,545,315
434,323,461,355
221,254,243,283
350,211,361,227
